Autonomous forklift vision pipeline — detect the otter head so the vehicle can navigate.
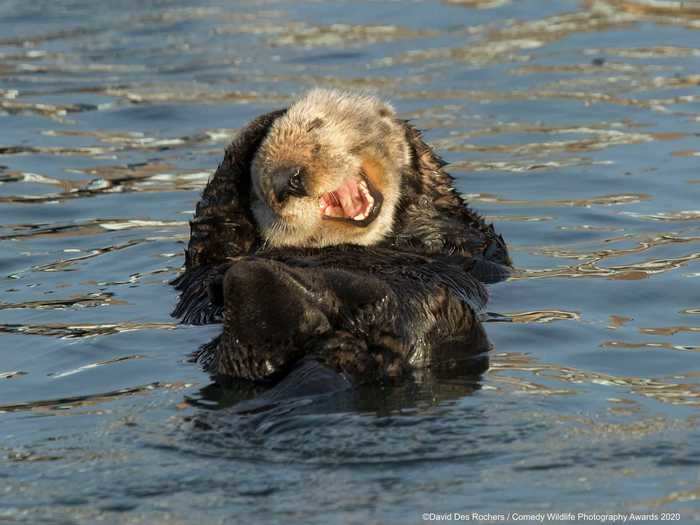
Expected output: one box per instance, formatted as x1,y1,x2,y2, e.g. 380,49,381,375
250,89,410,248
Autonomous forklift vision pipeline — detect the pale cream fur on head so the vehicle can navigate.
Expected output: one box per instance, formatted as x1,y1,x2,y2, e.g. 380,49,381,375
250,88,411,248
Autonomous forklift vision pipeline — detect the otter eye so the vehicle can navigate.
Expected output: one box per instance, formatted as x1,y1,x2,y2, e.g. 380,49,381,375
270,166,307,203
289,167,303,193
307,118,324,132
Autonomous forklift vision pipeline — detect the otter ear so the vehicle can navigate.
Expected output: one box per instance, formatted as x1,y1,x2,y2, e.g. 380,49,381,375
182,109,286,272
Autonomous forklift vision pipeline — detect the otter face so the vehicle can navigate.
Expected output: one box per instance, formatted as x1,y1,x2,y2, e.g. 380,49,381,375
250,89,410,248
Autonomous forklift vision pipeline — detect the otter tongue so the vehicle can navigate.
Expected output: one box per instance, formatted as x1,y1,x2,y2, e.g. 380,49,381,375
335,178,365,218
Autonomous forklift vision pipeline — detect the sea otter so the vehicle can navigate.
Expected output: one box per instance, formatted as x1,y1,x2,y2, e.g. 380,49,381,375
172,89,510,391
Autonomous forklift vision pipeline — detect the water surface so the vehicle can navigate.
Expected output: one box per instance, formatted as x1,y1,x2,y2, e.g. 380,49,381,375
1,0,699,523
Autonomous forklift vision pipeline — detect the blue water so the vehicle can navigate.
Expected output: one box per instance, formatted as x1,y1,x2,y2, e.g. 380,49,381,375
1,1,699,523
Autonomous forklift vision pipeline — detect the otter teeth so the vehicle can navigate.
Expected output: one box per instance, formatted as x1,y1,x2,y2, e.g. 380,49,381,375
356,182,374,220
319,177,375,221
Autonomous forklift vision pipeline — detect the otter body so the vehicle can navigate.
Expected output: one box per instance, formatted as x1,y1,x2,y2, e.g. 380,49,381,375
173,89,510,389
196,246,491,384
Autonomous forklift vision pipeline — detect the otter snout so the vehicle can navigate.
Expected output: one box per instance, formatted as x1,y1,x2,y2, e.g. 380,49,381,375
269,165,307,204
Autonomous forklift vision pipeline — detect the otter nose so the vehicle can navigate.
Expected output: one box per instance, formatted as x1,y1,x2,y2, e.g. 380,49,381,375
270,166,307,203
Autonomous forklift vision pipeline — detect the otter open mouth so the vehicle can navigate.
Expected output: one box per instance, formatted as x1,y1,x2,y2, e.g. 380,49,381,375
319,174,383,226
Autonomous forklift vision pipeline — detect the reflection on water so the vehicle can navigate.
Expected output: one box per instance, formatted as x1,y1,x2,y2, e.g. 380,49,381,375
490,351,700,406
1,0,699,522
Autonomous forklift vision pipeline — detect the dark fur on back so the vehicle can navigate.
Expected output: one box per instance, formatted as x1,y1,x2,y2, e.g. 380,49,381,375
173,108,511,384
